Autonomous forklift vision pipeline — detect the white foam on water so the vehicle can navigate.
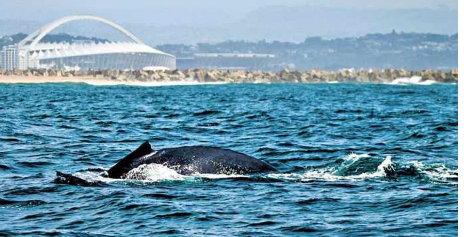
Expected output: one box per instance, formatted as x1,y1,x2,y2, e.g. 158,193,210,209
72,170,118,183
121,163,247,182
424,167,458,185
267,169,345,182
389,76,436,85
268,154,393,182
329,153,394,180
124,164,185,181
406,161,458,185
70,164,188,183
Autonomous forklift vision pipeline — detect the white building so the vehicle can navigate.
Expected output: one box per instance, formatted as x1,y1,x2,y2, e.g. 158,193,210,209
1,45,18,70
2,15,175,71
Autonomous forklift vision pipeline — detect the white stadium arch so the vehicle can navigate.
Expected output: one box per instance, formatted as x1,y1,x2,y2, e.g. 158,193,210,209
17,15,175,70
19,15,144,48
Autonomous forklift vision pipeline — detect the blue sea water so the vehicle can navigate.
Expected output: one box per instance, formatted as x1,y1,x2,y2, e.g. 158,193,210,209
0,83,458,236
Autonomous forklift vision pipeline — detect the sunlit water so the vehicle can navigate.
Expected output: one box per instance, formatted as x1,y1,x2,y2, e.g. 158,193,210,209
0,83,457,236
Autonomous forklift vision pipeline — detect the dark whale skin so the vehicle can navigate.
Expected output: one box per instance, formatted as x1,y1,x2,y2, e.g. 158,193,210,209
107,141,277,178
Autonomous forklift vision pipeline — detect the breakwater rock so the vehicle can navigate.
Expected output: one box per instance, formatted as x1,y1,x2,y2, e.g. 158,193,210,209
0,68,458,84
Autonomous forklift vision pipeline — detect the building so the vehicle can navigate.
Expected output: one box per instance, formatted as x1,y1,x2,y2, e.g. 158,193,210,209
1,45,18,70
1,15,175,70
177,53,276,71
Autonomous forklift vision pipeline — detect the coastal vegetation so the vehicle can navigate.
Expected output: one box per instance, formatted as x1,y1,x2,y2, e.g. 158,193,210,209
158,31,458,70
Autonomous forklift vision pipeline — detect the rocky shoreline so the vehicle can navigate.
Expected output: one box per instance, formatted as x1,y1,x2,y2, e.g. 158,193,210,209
0,68,458,84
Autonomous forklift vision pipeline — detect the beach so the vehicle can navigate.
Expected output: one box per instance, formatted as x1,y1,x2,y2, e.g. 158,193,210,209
0,75,228,86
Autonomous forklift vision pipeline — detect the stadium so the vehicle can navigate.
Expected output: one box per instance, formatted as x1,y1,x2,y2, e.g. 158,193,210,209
13,15,175,70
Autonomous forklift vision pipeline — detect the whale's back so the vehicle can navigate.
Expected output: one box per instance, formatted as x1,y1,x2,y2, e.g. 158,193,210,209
107,142,277,178
154,146,277,175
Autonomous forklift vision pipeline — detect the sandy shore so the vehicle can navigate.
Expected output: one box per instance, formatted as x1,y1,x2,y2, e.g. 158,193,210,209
0,76,228,86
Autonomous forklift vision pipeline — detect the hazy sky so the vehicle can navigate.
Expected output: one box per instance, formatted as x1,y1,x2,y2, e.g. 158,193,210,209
0,0,458,44
0,0,457,25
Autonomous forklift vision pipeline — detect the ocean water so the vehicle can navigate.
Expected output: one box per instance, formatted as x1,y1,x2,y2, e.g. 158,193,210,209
0,83,458,236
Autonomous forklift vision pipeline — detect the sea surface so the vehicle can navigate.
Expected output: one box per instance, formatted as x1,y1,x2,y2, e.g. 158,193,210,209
0,83,458,236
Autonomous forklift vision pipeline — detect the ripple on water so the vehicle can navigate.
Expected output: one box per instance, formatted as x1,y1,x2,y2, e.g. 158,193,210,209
0,83,457,236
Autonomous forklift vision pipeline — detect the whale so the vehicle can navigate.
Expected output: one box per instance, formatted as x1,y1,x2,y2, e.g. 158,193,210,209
56,141,277,186
107,141,277,178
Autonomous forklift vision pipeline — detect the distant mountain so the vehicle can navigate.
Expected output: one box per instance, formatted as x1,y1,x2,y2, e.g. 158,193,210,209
158,31,458,71
230,6,458,42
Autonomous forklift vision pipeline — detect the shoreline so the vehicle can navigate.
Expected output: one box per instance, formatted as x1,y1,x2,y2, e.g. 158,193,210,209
0,68,458,85
0,75,457,86
0,76,228,86
0,77,457,87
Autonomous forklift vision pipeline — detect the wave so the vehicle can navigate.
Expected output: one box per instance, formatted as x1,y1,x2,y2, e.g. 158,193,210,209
402,161,458,184
269,154,457,185
124,164,185,181
0,198,48,207
267,154,393,182
389,76,436,85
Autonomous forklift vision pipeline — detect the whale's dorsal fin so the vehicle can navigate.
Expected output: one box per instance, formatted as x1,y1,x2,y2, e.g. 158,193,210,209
126,141,152,159
107,141,153,178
